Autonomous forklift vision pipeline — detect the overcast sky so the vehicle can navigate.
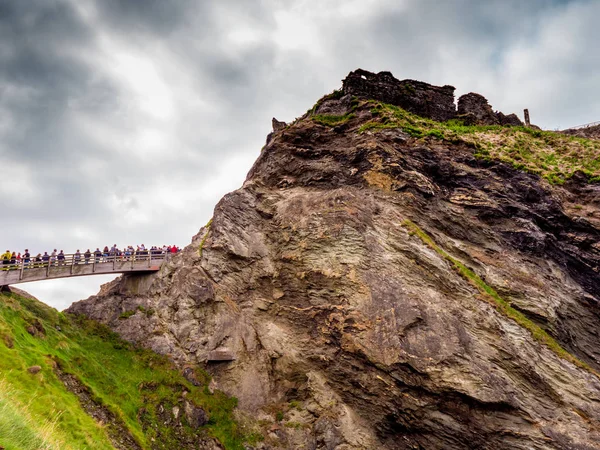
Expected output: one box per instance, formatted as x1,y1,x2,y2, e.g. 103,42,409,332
1,0,599,310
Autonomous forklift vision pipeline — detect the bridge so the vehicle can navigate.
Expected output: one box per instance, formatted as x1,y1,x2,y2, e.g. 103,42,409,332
0,252,171,287
565,120,600,130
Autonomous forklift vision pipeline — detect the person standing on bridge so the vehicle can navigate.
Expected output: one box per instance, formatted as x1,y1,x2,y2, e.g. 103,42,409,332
1,250,10,271
42,252,50,267
23,249,30,268
84,249,91,264
95,248,102,263
50,249,57,266
57,250,65,265
110,244,118,262
74,250,81,265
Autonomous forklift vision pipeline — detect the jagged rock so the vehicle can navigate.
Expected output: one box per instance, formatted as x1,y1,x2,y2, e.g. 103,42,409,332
497,111,524,126
27,365,42,374
184,401,208,428
272,118,287,132
69,76,600,449
456,93,524,127
182,367,202,386
315,94,354,116
197,439,223,450
2,334,13,348
55,365,142,449
206,348,235,362
458,92,499,125
25,319,45,337
266,118,288,146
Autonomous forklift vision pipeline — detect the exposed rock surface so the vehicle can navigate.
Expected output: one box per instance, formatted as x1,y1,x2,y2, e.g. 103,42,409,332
69,80,600,449
54,363,143,450
456,92,524,126
457,92,498,125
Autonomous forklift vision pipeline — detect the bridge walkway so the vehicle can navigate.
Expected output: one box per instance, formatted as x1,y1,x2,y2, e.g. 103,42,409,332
0,252,171,286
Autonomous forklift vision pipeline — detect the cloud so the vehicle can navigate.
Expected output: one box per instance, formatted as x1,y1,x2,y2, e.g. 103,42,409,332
1,0,597,309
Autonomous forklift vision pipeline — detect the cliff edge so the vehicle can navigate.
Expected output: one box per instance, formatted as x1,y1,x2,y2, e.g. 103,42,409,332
69,70,600,449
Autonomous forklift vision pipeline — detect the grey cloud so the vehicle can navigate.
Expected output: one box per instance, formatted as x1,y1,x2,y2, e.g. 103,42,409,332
1,0,599,309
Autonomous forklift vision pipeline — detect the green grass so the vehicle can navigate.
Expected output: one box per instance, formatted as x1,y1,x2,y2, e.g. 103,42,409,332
401,220,598,377
309,91,359,127
118,310,136,319
307,89,345,116
312,113,356,127
198,219,212,257
0,376,68,450
358,101,600,184
0,292,251,449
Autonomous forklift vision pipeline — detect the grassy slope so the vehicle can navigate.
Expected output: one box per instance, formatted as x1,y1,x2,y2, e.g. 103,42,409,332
0,292,251,450
363,101,600,183
311,93,600,184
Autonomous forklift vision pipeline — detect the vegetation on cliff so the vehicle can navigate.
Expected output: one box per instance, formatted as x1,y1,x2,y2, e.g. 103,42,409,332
401,219,598,377
0,291,251,450
311,96,600,184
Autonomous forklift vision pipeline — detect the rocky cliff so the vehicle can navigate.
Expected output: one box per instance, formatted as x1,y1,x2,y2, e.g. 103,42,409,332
69,70,600,449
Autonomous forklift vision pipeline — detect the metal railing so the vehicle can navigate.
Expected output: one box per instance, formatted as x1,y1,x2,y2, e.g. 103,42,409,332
566,120,600,130
1,250,173,282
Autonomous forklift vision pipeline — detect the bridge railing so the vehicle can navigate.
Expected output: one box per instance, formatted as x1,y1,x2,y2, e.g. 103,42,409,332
1,251,173,281
566,120,600,130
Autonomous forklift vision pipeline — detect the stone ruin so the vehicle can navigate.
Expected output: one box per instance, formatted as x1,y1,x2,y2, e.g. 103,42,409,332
457,92,522,126
342,69,456,122
342,69,523,126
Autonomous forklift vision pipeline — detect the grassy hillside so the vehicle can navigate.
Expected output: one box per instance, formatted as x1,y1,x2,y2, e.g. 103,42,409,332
368,101,600,184
0,291,252,450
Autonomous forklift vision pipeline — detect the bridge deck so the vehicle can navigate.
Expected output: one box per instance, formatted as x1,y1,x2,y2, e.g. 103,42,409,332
0,253,170,286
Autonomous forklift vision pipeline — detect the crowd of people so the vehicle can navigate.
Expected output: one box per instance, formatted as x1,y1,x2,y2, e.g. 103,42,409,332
1,244,181,271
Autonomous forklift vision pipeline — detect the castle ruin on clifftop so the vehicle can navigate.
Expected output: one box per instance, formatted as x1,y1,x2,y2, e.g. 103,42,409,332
342,69,523,126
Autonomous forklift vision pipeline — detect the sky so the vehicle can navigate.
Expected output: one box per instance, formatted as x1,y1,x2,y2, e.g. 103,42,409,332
1,0,599,310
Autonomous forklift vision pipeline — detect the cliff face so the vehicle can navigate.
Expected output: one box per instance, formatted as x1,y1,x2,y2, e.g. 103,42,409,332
69,73,600,449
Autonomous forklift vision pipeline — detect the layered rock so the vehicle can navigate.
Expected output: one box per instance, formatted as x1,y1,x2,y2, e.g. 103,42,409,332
69,83,600,449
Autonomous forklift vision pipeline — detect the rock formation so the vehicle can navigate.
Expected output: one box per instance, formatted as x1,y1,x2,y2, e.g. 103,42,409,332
69,71,600,449
457,92,523,126
342,69,523,126
342,69,457,122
